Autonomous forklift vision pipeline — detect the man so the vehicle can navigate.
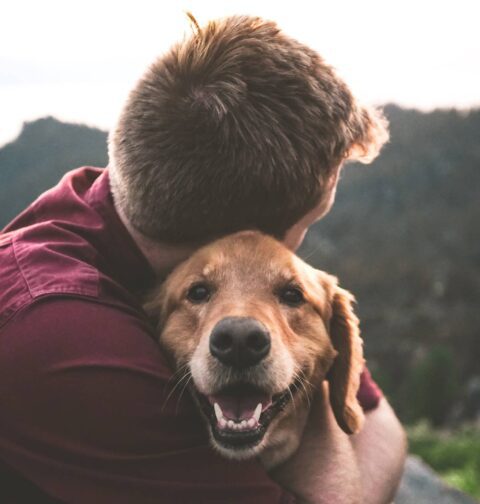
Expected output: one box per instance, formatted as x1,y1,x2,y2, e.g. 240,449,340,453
0,15,406,503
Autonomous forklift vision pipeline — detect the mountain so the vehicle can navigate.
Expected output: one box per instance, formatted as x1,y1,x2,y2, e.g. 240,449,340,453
0,117,108,225
1,107,479,426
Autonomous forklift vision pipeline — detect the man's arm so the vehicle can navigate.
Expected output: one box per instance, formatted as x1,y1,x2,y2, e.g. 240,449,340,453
351,398,407,503
270,383,407,504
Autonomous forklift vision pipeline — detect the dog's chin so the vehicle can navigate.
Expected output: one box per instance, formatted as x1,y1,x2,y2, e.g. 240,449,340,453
190,380,300,460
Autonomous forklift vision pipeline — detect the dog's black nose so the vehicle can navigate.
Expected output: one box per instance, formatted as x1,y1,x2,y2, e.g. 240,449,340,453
210,317,271,368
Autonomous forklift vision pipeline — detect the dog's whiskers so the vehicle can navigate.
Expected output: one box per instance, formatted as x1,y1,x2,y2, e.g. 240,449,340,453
162,367,192,412
293,370,313,410
298,369,316,391
164,363,189,387
175,373,194,415
287,384,297,415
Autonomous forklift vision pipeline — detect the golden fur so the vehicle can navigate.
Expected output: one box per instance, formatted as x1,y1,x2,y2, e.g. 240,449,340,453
145,231,365,468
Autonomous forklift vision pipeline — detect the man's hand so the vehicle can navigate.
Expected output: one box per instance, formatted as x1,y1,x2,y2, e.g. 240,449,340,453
270,383,407,504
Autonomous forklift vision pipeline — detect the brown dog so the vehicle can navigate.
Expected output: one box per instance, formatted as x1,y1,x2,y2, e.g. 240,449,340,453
145,231,365,469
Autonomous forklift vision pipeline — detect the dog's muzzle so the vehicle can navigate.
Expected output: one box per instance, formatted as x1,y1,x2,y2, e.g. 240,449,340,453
187,315,298,452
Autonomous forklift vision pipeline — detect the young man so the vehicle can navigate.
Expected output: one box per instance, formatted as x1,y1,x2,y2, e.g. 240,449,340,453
0,15,406,503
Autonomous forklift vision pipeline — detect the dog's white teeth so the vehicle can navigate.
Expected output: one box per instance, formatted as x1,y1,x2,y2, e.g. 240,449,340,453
253,402,262,422
214,403,261,431
216,415,259,431
214,403,223,422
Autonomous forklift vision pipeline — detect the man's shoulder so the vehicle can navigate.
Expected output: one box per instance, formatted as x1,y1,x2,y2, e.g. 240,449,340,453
0,227,100,330
0,166,152,331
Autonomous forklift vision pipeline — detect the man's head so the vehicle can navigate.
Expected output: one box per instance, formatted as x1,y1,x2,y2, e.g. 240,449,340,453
108,15,388,246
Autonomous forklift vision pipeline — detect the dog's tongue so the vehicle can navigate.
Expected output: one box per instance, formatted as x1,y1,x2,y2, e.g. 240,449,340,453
208,390,272,421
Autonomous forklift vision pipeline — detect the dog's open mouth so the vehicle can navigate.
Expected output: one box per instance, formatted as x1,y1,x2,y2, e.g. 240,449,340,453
192,382,298,450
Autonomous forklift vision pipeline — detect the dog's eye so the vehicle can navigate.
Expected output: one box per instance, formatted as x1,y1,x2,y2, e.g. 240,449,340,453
279,286,305,307
187,283,211,303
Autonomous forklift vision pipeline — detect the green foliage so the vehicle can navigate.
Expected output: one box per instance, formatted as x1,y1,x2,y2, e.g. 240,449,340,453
408,423,480,498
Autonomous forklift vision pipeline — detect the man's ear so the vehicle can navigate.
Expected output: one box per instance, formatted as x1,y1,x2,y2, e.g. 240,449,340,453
327,287,365,434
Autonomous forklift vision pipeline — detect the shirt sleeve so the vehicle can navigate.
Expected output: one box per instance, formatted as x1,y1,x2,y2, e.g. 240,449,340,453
357,367,383,412
0,298,295,504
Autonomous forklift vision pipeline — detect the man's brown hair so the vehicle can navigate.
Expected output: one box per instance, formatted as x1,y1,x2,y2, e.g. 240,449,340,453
108,15,388,244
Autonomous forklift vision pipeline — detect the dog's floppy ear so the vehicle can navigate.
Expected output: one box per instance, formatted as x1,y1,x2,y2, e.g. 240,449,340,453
327,287,365,434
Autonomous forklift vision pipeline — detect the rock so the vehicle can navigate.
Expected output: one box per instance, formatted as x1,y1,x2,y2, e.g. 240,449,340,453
395,456,478,503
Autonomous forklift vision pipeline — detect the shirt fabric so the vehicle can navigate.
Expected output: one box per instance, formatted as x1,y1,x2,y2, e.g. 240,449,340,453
0,167,381,503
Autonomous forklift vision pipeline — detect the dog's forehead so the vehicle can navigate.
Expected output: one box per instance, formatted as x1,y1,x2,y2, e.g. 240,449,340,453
196,232,299,280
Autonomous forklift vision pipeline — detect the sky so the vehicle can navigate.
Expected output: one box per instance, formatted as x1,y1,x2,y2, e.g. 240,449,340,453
1,0,479,147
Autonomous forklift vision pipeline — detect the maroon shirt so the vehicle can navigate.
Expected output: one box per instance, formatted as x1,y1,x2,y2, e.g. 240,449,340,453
0,167,381,503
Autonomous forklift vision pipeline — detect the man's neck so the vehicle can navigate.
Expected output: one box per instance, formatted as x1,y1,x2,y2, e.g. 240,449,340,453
116,205,196,279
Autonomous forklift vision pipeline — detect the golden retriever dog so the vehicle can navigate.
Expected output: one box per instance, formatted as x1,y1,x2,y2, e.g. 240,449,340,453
145,231,365,469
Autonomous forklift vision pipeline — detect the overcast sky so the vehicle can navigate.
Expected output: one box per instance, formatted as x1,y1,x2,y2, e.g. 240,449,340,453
1,0,479,147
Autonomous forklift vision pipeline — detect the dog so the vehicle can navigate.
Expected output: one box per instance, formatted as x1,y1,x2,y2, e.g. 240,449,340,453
144,230,365,469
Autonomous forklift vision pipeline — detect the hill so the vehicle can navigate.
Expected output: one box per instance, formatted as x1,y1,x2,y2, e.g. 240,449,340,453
0,117,108,225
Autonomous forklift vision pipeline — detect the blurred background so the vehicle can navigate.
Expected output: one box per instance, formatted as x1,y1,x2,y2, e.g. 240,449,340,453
1,0,479,499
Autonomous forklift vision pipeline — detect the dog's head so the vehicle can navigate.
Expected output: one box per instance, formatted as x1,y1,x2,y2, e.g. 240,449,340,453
145,231,364,460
